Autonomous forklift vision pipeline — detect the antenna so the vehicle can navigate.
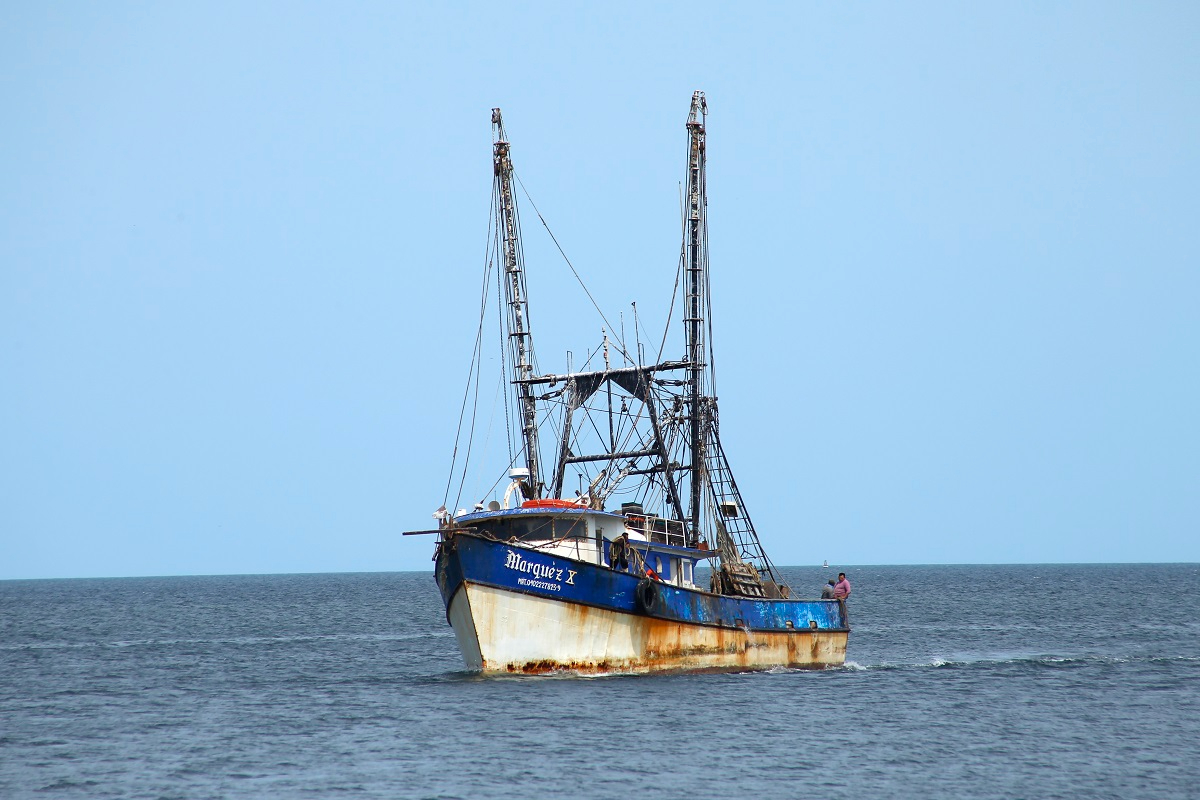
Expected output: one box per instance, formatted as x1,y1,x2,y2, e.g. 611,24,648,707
632,302,642,368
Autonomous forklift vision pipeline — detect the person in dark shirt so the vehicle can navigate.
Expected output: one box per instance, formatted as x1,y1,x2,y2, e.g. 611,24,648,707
820,579,837,599
609,531,630,572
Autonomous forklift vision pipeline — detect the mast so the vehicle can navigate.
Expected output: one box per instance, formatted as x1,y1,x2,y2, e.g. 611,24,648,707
680,93,776,595
685,92,707,535
492,108,542,497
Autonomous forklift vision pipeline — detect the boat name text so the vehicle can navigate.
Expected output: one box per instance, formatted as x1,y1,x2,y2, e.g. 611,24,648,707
504,550,576,586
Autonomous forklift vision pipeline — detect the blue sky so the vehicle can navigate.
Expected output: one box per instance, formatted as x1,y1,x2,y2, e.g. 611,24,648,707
2,2,1197,579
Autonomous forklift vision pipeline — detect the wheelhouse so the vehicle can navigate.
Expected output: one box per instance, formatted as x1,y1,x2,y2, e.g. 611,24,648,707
453,506,715,591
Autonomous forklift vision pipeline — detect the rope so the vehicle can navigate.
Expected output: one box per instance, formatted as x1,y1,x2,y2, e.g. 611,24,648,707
452,266,490,512
513,174,635,364
443,195,497,509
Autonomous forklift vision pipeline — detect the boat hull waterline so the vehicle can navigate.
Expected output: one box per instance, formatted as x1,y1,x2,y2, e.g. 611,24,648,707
436,534,849,675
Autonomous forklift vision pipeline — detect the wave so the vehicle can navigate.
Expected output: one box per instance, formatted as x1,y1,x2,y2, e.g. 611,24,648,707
702,653,1199,675
847,653,1200,671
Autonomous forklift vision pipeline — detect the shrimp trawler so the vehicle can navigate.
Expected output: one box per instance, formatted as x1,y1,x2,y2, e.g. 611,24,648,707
416,93,849,674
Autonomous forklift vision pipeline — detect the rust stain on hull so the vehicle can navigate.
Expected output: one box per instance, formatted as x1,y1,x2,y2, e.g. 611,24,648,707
462,582,848,676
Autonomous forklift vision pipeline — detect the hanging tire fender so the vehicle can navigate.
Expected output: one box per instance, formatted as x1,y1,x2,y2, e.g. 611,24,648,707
635,578,659,614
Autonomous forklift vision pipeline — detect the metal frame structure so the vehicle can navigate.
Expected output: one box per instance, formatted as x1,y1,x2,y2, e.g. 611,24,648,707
479,95,781,596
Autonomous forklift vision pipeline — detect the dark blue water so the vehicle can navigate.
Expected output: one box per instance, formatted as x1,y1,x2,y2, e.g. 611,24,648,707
2,564,1197,799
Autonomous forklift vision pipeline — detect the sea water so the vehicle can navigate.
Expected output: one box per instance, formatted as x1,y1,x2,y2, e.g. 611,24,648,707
2,564,1197,799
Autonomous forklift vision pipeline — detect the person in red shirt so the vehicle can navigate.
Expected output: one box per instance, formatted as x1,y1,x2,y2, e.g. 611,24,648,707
833,572,851,599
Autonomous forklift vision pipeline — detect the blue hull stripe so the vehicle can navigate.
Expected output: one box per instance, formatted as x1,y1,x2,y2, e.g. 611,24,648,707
435,533,848,633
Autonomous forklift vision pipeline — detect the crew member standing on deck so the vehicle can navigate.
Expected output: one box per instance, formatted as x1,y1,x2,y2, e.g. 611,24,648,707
833,572,852,600
609,530,630,572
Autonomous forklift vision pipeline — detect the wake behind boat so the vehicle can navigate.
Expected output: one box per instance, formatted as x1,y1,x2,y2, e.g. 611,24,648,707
416,93,849,674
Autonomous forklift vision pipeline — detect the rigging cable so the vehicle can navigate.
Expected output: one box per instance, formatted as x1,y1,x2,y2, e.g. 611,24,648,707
472,393,571,506
655,246,686,366
443,194,497,509
702,191,717,397
453,259,492,512
495,221,514,464
514,174,635,363
467,371,510,507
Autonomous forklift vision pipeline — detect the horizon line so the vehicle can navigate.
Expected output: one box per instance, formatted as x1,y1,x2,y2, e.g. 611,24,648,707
4,560,1198,582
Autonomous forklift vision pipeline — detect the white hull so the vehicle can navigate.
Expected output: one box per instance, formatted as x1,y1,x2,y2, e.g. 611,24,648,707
448,581,848,674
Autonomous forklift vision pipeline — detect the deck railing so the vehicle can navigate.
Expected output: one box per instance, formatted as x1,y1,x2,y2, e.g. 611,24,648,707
623,514,688,548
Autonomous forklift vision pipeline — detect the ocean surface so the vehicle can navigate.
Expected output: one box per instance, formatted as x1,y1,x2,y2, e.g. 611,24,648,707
2,564,1197,799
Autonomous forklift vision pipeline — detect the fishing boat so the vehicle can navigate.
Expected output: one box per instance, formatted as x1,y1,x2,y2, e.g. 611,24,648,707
415,92,849,674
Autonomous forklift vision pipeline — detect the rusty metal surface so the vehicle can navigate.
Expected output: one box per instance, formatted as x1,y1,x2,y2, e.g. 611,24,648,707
459,582,848,675
437,531,848,632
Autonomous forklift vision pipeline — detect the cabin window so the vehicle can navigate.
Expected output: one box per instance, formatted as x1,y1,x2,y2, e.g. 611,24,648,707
683,560,693,584
553,517,586,539
488,517,552,541
487,516,584,542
